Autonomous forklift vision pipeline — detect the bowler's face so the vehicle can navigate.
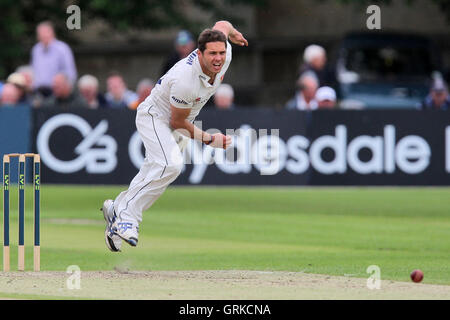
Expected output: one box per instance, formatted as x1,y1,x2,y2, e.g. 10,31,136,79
199,42,227,75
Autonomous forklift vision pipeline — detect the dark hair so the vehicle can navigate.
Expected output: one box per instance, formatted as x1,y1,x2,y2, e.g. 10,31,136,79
107,71,123,79
198,29,227,53
37,20,54,30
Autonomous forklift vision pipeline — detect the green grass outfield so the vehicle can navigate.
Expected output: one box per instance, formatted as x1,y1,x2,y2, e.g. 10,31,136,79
2,186,450,285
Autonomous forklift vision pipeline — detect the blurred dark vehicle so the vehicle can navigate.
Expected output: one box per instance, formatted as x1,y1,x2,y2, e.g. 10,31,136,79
335,32,441,109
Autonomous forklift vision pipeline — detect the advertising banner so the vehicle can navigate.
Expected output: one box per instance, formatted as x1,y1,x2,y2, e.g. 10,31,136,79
0,107,32,182
32,109,450,185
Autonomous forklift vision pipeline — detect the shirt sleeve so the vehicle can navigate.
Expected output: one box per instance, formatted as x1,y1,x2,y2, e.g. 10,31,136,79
169,81,194,109
223,40,232,69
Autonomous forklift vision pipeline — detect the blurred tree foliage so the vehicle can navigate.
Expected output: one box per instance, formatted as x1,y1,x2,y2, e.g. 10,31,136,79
0,0,267,78
1,0,449,78
333,0,450,21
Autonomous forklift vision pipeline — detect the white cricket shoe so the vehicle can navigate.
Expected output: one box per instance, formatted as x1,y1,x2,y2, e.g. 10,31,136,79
101,199,122,252
111,220,139,247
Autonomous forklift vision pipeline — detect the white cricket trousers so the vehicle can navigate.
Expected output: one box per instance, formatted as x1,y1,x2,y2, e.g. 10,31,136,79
113,104,188,224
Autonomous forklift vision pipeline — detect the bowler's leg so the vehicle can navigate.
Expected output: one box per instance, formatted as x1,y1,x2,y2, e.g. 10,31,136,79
111,108,183,246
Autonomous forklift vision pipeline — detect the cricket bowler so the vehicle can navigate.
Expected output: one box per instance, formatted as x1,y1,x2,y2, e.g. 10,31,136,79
101,21,248,251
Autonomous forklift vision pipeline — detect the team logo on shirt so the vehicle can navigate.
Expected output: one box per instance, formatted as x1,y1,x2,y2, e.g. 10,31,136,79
186,52,197,66
171,96,189,105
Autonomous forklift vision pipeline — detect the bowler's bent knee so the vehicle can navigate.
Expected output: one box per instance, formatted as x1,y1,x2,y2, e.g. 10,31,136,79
164,162,183,179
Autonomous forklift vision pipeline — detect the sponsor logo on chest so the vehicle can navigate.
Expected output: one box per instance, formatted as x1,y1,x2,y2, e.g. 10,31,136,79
194,96,210,105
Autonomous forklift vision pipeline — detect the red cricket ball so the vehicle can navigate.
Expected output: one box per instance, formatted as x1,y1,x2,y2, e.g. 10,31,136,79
410,269,424,283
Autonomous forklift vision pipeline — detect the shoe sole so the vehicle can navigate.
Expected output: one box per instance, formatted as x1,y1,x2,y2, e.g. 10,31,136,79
100,204,120,252
104,226,120,252
116,234,138,247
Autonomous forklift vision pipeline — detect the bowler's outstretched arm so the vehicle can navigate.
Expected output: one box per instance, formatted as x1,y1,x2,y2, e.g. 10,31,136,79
213,21,248,47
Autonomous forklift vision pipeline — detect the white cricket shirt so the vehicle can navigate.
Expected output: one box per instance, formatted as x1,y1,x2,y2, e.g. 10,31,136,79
140,41,232,123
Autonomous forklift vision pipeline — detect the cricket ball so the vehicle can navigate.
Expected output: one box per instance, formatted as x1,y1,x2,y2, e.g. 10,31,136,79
410,269,424,283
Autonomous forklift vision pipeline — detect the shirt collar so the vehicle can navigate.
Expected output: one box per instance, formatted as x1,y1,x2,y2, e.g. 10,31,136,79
194,56,213,88
38,39,58,52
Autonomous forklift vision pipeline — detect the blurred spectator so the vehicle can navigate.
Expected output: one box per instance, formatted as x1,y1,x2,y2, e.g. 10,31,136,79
213,84,235,110
285,72,319,110
421,80,450,110
16,65,46,108
31,21,77,97
129,78,154,110
78,74,108,109
160,30,196,76
105,73,138,109
41,73,88,110
6,72,27,103
0,83,24,108
16,65,34,92
316,86,337,109
299,44,333,88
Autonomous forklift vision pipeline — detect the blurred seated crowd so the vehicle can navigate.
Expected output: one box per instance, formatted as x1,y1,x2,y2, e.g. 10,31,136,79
286,45,338,110
286,44,449,111
0,21,449,111
0,21,156,111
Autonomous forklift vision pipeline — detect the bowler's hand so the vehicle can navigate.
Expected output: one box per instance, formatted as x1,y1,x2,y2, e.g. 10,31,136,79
229,30,248,47
209,133,232,149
